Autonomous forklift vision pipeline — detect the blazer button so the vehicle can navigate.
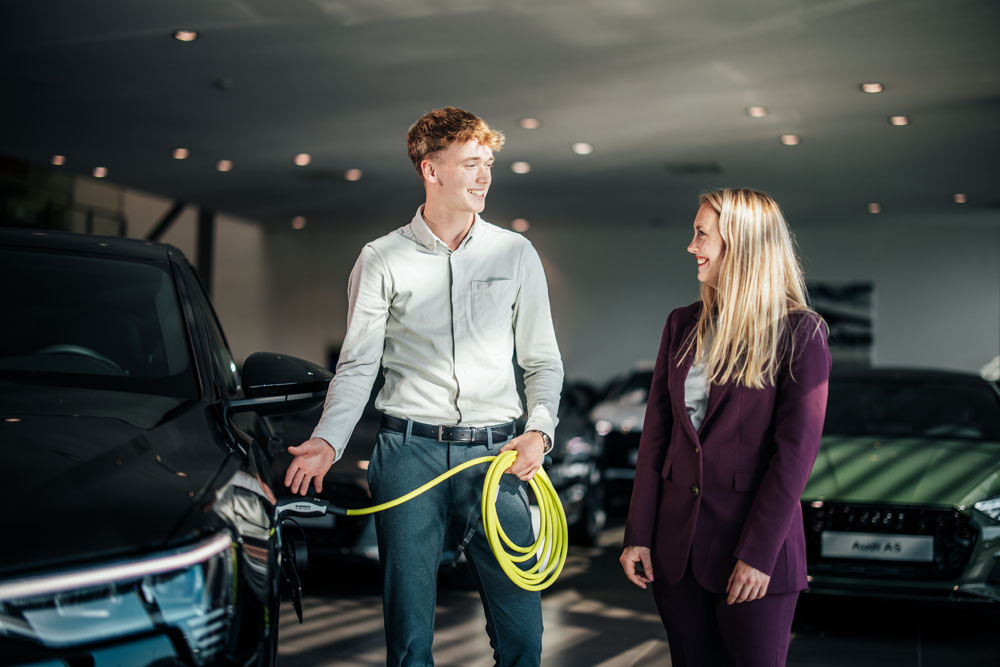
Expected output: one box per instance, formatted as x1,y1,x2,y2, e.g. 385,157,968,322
691,484,700,496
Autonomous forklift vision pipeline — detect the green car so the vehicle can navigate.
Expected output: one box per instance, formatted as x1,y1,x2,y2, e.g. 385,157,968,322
801,369,1000,603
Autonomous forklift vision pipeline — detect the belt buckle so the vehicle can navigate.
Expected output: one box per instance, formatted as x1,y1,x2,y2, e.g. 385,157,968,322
437,425,446,442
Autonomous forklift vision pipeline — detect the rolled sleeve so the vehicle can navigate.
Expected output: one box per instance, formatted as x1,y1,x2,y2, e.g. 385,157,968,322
514,241,563,440
311,245,390,463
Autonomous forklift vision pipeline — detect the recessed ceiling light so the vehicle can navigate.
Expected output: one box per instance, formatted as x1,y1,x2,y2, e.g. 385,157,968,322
216,160,233,172
867,202,881,214
345,168,363,181
888,115,910,126
511,218,530,232
294,153,311,166
860,82,884,94
571,142,594,155
746,106,769,118
172,148,189,160
51,155,66,166
953,193,967,204
291,216,307,230
511,161,532,174
518,117,541,130
780,134,800,146
92,167,108,178
173,30,198,42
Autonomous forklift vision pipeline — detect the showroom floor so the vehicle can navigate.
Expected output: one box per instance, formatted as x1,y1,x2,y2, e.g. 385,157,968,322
278,521,999,666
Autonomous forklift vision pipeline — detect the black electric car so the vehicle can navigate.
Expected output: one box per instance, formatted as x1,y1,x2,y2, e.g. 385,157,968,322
0,228,331,666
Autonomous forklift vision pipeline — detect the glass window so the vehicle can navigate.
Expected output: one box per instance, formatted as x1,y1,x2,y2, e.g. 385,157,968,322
188,276,240,396
825,378,1000,441
0,248,197,399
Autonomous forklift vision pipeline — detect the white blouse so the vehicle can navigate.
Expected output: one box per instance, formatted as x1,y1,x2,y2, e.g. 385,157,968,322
684,336,713,431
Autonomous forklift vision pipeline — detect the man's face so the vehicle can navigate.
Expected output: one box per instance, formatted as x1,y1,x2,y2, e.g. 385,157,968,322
424,140,494,215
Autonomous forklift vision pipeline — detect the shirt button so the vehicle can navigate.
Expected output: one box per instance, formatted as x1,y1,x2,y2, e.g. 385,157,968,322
694,446,700,454
691,484,700,496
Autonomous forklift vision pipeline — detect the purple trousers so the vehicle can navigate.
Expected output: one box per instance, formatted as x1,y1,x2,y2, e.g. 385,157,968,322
651,564,799,667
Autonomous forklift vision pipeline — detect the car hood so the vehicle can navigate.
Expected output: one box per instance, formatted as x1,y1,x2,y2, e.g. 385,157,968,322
589,393,648,431
0,407,228,579
803,435,1000,507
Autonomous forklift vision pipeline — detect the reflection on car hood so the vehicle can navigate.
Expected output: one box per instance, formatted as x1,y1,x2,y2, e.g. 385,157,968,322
590,390,646,431
0,409,226,579
803,435,1000,507
0,384,189,430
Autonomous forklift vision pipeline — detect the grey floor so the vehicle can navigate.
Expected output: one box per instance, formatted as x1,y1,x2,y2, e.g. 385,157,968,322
278,522,999,666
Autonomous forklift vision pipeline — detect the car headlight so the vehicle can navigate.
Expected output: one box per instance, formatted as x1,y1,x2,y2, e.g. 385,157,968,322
974,496,1000,522
0,533,235,665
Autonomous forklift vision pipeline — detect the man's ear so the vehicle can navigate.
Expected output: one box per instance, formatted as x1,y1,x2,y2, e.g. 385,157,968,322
420,158,438,184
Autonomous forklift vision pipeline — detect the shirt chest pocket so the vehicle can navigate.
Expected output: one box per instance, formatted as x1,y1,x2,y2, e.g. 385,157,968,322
471,279,515,331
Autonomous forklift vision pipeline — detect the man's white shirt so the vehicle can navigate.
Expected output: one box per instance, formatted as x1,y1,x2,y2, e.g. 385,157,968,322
311,206,564,462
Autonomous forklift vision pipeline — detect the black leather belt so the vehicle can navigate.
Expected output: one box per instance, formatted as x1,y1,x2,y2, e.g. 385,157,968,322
380,414,516,443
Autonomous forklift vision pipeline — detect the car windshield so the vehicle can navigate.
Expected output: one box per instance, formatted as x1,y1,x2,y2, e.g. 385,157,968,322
0,247,197,400
824,377,1000,441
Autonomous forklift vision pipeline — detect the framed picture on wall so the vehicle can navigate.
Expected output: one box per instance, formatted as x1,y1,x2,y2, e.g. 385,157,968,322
807,282,873,367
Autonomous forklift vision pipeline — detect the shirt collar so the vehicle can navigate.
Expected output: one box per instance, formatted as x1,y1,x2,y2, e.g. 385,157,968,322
410,205,483,253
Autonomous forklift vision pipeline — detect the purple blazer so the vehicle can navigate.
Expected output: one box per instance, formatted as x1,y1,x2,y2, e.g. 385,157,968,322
624,302,831,594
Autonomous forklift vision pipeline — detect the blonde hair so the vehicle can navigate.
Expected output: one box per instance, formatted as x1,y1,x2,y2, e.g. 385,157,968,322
681,188,817,389
406,107,505,177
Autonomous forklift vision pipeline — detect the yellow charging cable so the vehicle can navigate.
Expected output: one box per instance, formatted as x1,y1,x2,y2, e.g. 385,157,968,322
342,450,568,591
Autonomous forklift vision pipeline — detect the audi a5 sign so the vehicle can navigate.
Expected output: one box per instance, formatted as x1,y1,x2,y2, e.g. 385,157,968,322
821,531,934,562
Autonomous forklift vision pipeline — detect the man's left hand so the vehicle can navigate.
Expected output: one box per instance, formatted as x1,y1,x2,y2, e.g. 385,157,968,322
498,431,545,481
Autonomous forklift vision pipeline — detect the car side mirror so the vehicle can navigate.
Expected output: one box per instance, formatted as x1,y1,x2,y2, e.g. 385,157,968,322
228,352,332,415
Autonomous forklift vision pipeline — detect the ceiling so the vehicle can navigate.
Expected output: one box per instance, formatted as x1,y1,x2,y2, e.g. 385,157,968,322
3,0,999,232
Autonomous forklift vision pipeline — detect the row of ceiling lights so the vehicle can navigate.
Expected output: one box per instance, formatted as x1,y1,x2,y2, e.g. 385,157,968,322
48,151,365,182
56,41,971,228
171,23,553,217
751,82,910,147
867,194,968,214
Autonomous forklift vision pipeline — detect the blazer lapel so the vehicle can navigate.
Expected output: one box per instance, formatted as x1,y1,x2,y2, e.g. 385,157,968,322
673,313,701,443
697,380,730,438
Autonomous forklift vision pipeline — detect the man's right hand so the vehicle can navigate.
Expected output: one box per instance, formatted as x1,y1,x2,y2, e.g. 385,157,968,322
285,438,337,495
620,545,654,589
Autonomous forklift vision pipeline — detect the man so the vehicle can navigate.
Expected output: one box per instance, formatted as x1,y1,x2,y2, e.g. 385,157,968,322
284,107,563,666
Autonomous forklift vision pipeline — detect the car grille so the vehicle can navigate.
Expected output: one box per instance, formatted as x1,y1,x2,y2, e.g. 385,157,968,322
803,501,978,580
603,432,641,468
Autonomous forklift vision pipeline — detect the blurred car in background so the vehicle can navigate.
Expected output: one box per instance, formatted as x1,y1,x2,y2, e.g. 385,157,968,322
802,369,1000,603
546,381,606,546
0,228,331,665
589,364,654,510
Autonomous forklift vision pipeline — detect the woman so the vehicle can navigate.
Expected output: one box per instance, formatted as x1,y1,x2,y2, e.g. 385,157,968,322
620,188,831,666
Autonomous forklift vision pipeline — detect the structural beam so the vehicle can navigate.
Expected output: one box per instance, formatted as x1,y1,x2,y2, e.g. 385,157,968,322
197,207,215,296
146,200,187,241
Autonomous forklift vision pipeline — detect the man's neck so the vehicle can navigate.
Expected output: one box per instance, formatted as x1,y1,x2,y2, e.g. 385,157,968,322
422,203,475,251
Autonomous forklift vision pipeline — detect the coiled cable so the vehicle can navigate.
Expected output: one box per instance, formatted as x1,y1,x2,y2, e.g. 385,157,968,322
341,450,568,591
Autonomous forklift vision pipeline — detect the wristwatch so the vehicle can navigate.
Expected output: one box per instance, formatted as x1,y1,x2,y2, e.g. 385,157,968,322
529,430,553,455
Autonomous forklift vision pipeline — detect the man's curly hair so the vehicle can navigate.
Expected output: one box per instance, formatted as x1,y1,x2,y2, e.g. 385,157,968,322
406,107,504,177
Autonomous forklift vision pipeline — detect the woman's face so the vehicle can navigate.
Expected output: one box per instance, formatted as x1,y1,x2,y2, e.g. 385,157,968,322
687,203,725,287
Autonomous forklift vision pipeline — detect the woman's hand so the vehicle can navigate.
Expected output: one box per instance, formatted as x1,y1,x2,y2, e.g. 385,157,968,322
726,559,770,604
620,546,654,589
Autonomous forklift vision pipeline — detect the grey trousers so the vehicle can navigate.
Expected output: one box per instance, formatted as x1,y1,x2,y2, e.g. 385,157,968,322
368,425,543,667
